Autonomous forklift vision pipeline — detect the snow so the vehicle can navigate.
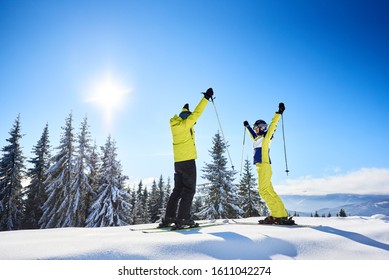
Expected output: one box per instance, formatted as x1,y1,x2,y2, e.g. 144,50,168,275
0,216,388,260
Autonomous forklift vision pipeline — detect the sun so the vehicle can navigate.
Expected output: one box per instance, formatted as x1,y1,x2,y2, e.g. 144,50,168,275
86,71,131,130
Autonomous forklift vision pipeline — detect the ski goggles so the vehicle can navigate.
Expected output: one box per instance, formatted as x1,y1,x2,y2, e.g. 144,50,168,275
253,124,267,131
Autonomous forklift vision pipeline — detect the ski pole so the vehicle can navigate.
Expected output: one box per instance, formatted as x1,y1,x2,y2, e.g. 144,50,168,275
210,96,235,170
281,113,289,175
240,126,246,176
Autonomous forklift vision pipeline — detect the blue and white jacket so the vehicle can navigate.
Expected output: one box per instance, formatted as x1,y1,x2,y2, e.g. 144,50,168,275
246,113,281,164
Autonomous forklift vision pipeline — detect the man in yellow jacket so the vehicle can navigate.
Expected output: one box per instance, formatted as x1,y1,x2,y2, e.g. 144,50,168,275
160,88,214,229
244,102,295,225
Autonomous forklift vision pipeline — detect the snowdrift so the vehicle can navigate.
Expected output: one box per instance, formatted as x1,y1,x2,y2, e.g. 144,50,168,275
0,216,388,260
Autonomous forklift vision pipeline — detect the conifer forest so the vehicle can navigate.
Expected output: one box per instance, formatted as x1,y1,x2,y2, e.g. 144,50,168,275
0,114,267,231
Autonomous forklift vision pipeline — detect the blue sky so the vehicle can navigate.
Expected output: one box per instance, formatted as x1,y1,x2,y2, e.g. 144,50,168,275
1,0,388,195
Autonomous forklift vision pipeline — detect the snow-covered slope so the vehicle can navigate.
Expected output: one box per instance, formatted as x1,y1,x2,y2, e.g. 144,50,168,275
0,216,388,260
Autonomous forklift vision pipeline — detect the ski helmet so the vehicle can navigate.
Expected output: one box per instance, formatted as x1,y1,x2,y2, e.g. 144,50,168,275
253,120,267,131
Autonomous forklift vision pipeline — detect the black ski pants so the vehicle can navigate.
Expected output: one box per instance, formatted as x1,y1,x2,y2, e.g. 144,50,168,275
165,159,197,221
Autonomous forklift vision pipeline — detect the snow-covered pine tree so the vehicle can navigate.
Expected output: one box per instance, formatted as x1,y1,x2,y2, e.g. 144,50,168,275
128,186,137,224
86,136,131,227
23,123,51,229
0,115,26,231
140,186,150,223
191,196,204,220
148,179,160,222
134,180,145,224
197,131,242,219
156,175,168,222
238,158,268,217
67,116,95,227
84,141,100,222
192,183,207,219
161,177,171,218
39,113,75,229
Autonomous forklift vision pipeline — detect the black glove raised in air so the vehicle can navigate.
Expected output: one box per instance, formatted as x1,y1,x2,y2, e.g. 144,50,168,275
203,88,214,100
277,102,285,114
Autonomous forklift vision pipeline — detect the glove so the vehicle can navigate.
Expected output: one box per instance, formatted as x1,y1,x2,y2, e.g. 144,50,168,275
277,102,285,114
203,88,214,100
243,120,249,127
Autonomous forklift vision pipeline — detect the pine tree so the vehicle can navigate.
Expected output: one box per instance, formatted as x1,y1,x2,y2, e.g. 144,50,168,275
85,141,100,222
0,115,26,231
134,180,146,224
161,177,171,218
23,124,51,229
40,113,75,228
86,136,131,227
148,179,160,222
129,186,137,224
192,183,207,219
67,116,95,227
157,175,166,222
338,208,347,217
192,196,204,220
238,159,267,217
140,186,150,223
197,132,242,219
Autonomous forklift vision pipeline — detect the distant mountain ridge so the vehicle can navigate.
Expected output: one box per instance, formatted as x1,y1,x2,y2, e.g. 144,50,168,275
317,200,389,217
280,194,389,217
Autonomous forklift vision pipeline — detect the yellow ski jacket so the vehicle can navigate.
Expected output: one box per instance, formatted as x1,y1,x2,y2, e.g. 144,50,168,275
170,97,209,162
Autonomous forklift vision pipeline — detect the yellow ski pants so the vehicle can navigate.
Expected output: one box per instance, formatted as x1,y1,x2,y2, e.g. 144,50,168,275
256,163,288,218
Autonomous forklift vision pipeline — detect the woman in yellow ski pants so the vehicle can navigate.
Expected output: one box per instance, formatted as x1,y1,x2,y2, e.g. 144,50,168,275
244,103,289,222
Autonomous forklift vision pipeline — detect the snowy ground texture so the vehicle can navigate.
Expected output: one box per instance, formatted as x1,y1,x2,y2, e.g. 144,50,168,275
0,216,388,260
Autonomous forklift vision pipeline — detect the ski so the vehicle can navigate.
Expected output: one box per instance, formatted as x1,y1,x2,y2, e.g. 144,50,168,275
231,219,315,228
141,222,222,233
130,226,166,232
130,220,218,232
130,224,188,232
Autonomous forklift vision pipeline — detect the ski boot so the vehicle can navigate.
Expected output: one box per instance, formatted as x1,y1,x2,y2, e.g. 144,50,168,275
258,216,276,224
172,218,199,230
258,216,296,225
157,217,175,228
277,217,296,225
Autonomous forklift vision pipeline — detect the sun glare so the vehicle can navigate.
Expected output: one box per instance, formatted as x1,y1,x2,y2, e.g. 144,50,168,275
86,72,131,130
